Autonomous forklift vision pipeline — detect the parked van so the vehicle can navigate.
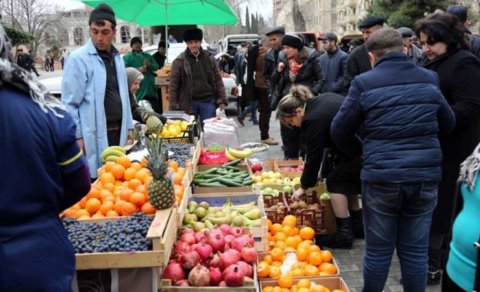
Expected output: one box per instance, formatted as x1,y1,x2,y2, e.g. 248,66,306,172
220,34,261,56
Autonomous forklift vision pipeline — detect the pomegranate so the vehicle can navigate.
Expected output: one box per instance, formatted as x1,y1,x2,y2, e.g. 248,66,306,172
162,262,185,282
219,224,233,235
207,232,225,252
209,267,223,286
241,246,258,264
195,242,213,261
180,232,196,245
180,250,201,270
194,231,206,243
231,227,244,237
236,261,253,278
223,234,235,244
219,281,227,287
174,241,191,254
220,249,241,270
223,264,245,287
188,264,210,287
239,234,255,246
231,237,249,252
208,253,221,268
174,279,189,287
179,227,195,235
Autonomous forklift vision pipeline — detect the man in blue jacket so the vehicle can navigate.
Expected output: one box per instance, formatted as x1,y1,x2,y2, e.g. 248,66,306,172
61,3,133,179
318,32,348,94
330,28,455,292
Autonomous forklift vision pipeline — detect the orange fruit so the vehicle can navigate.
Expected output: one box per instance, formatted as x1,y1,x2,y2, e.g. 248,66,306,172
141,202,156,214
270,247,285,262
135,169,150,184
296,288,310,292
278,275,293,288
99,189,114,202
296,279,311,289
105,210,119,217
62,207,77,218
120,188,134,201
263,254,273,265
115,155,131,169
321,250,333,263
135,184,148,195
100,172,115,185
299,227,315,240
86,187,100,200
91,212,105,219
75,209,90,219
267,219,273,232
311,286,330,292
274,240,287,250
130,162,143,170
124,167,137,181
308,251,323,266
282,215,297,227
99,201,114,215
114,200,125,215
271,261,283,267
85,198,101,215
173,172,183,185
128,178,142,190
285,236,299,248
304,264,319,276
122,201,137,215
309,245,321,253
283,225,299,237
103,161,116,172
296,247,309,261
103,182,115,193
290,268,305,277
168,160,179,172
263,287,274,292
130,191,147,207
268,266,281,279
110,164,125,180
274,232,287,242
257,261,270,278
284,247,296,253
271,223,283,235
77,215,91,220
297,240,314,249
319,262,337,274
177,167,186,175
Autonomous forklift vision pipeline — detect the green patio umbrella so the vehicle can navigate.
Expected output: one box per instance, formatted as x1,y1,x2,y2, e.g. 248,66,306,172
81,0,238,27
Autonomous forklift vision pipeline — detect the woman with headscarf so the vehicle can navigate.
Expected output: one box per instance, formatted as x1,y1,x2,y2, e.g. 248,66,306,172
415,12,480,284
0,24,91,291
270,33,325,159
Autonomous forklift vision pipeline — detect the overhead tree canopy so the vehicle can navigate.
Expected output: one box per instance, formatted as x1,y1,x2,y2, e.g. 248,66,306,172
367,0,452,28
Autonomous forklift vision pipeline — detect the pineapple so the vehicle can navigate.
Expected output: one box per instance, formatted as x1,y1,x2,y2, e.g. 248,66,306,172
145,136,175,210
138,104,163,135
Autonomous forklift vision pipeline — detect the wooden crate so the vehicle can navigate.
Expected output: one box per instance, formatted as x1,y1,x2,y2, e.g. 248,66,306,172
75,208,177,270
175,185,191,226
192,164,253,194
189,192,268,252
259,276,349,292
159,265,258,292
273,158,304,179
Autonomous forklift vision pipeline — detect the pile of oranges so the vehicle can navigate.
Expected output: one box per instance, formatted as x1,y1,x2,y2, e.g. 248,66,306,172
61,156,188,220
257,215,337,279
262,278,346,292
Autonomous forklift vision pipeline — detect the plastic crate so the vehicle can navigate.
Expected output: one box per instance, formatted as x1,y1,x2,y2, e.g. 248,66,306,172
163,123,196,144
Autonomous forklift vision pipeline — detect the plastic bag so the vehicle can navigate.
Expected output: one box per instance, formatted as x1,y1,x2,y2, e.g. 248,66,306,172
203,117,239,147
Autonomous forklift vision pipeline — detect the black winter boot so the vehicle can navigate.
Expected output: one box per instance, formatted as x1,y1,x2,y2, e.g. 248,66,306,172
350,209,365,239
317,217,354,249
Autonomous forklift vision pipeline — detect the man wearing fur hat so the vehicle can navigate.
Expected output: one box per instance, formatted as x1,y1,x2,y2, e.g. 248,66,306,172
61,3,133,179
169,28,227,124
123,36,160,113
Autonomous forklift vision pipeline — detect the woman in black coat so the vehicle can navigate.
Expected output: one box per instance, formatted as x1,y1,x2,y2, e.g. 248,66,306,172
271,33,325,159
277,85,362,249
416,12,480,284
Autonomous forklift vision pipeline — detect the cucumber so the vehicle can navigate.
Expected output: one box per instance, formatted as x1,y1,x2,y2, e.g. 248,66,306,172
193,178,209,185
242,179,253,186
204,176,222,183
195,167,218,178
218,177,244,187
198,182,226,187
223,165,242,172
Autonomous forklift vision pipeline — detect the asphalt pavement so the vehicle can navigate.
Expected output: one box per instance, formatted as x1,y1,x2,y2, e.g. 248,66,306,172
236,112,442,292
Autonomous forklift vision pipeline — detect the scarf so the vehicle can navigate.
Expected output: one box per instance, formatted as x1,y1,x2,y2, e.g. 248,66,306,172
458,142,480,191
0,24,65,117
288,58,302,82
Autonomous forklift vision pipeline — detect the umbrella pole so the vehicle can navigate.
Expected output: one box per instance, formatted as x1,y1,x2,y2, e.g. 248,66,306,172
165,1,168,63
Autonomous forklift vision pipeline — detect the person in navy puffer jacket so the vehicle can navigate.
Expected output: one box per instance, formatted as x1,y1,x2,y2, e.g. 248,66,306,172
330,28,456,292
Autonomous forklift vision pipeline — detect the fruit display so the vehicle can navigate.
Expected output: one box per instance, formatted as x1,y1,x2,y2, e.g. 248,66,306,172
251,171,301,186
257,216,338,279
145,136,175,210
183,200,263,230
193,161,252,188
164,143,194,167
101,146,127,163
63,213,153,253
161,226,258,287
266,200,322,214
160,120,190,138
262,278,347,292
278,165,305,172
199,146,229,165
225,147,253,160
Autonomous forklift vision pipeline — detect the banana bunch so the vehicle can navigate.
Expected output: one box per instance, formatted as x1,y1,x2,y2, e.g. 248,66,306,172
101,146,126,163
225,147,253,160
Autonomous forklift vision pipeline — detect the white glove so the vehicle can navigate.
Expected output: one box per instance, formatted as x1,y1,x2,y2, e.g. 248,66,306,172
291,187,306,201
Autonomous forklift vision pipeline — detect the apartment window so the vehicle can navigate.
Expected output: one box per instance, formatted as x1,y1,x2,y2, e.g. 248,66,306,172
120,26,130,44
73,27,84,46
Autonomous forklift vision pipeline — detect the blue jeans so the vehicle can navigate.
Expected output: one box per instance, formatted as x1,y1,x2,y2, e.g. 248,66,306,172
192,99,216,125
239,100,258,122
361,181,438,292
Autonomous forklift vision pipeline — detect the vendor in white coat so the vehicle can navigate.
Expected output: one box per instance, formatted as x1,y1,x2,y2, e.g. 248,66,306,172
61,3,133,179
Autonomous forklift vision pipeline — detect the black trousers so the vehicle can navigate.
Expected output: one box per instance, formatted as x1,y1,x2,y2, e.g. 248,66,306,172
280,123,302,159
107,128,121,146
442,270,464,292
256,87,271,140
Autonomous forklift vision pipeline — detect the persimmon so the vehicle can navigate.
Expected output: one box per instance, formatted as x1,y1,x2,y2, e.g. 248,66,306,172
75,209,89,219
309,245,321,253
120,188,134,201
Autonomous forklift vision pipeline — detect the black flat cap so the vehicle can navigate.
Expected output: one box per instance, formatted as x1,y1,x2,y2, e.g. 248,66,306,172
183,28,203,42
281,33,304,50
265,26,285,36
447,5,468,22
319,32,338,42
358,16,385,29
89,3,116,27
397,27,413,38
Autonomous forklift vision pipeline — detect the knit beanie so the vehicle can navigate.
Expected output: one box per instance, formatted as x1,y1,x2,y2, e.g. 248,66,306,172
183,28,203,42
282,34,304,50
130,36,142,47
89,3,116,27
126,67,143,92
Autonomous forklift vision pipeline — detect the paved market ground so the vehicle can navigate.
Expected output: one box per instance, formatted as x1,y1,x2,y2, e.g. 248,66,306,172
236,113,441,292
